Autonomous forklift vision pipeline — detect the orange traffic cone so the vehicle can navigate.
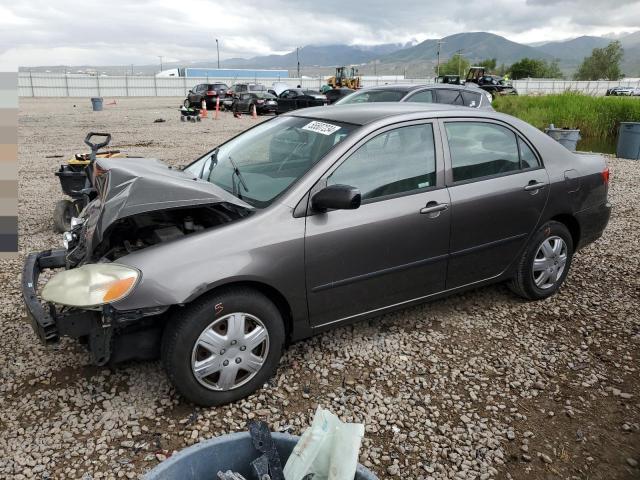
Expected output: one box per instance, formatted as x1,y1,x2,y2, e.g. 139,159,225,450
200,99,208,119
214,97,220,120
251,103,258,119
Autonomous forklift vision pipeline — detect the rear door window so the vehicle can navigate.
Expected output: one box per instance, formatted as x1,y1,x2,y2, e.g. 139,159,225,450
518,138,540,169
445,122,520,182
435,89,464,106
406,89,434,103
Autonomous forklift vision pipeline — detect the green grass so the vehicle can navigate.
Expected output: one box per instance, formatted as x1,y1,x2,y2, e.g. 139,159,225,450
493,92,640,141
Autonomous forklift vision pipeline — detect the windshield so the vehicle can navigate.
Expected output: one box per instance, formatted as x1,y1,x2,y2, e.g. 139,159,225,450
336,89,406,104
184,116,356,208
249,84,266,91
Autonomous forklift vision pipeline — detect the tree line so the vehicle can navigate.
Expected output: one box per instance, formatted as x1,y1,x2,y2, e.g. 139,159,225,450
436,41,625,81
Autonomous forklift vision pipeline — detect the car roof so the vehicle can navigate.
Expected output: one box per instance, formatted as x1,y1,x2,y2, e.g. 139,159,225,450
288,102,495,125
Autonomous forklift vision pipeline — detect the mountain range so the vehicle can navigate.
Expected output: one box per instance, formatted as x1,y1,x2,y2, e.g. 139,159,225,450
21,31,640,77
217,31,640,77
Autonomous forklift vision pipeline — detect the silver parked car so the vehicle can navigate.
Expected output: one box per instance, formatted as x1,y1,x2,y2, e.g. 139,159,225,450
23,104,611,406
335,84,494,109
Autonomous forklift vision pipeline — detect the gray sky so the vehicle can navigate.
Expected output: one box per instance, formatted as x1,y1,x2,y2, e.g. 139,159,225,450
1,0,638,69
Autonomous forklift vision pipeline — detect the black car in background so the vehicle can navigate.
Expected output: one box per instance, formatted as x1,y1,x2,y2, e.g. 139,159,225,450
276,88,327,114
335,84,494,110
221,83,277,114
324,87,355,104
184,83,229,109
225,83,278,115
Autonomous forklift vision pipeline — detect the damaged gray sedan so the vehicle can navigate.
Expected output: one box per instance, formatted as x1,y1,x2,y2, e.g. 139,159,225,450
23,104,611,406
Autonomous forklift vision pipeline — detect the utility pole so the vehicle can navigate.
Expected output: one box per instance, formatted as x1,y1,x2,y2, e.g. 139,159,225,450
296,47,301,79
436,40,445,77
456,49,464,77
158,56,163,73
216,39,220,68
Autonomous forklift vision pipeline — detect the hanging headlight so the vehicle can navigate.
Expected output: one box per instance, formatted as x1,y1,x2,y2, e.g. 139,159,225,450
42,263,140,307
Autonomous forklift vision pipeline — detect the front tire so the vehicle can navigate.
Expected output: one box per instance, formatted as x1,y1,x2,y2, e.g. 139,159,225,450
183,98,190,108
509,221,574,300
161,288,285,406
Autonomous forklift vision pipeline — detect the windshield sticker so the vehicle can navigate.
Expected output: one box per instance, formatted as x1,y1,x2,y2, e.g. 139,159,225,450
302,121,341,136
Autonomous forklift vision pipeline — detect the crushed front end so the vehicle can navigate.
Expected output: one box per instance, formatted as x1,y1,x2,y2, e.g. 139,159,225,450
22,156,252,365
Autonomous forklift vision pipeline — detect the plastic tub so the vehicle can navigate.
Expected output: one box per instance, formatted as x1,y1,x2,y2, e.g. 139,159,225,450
144,432,377,480
616,122,640,159
91,97,103,111
545,127,581,152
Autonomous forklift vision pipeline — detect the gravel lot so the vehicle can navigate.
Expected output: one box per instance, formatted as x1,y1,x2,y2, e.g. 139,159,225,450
1,97,638,479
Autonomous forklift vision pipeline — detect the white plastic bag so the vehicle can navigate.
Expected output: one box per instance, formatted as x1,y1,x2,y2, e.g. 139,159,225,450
284,407,365,480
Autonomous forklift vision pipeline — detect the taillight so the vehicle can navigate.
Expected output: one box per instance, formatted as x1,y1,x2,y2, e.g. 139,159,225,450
226,90,232,95
206,90,216,96
602,167,610,185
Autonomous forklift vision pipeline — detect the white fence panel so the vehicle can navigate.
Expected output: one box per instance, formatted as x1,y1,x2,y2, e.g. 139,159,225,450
17,73,640,97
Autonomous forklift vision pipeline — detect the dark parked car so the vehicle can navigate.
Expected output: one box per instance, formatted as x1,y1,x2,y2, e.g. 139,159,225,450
184,83,229,109
336,84,494,110
224,83,278,114
324,87,355,104
24,104,611,406
276,88,327,113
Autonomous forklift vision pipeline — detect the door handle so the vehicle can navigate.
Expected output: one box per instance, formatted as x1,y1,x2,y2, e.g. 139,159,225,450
420,202,449,215
524,181,546,191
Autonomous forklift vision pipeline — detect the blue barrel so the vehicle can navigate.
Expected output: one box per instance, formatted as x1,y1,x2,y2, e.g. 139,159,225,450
545,127,581,152
144,432,377,480
616,122,640,159
90,97,103,111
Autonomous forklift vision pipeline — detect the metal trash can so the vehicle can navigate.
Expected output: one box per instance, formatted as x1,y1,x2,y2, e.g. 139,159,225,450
545,126,581,152
90,97,103,111
616,122,640,159
144,432,378,480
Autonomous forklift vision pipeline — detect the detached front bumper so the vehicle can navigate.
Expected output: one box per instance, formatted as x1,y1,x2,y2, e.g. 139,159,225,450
22,249,167,365
22,249,108,362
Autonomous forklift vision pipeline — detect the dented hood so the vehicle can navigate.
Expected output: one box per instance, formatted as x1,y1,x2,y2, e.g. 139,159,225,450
90,157,252,239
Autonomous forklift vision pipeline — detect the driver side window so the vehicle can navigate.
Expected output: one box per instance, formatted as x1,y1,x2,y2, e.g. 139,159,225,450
328,124,437,201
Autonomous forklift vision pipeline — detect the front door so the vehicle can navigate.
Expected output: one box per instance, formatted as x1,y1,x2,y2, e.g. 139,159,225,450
305,122,451,327
441,119,549,288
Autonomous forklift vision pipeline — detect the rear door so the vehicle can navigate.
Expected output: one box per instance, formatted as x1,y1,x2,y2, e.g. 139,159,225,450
441,119,549,288
305,121,451,326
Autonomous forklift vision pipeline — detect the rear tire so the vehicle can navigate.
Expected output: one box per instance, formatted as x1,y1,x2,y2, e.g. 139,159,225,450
161,288,285,406
509,221,574,300
53,199,80,233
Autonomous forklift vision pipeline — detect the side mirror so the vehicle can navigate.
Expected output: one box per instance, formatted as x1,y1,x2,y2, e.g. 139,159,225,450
312,184,361,212
188,90,194,94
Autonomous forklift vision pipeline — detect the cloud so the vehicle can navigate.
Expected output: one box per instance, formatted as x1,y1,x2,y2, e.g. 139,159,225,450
1,0,638,69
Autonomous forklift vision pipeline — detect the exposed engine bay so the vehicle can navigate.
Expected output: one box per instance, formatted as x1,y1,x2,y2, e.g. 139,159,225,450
67,203,250,266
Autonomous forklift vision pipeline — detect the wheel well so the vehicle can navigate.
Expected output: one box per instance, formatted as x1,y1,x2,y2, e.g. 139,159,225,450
551,214,580,248
193,281,294,343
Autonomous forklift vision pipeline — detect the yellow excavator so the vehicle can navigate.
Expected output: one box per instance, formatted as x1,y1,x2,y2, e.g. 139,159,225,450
327,66,361,89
